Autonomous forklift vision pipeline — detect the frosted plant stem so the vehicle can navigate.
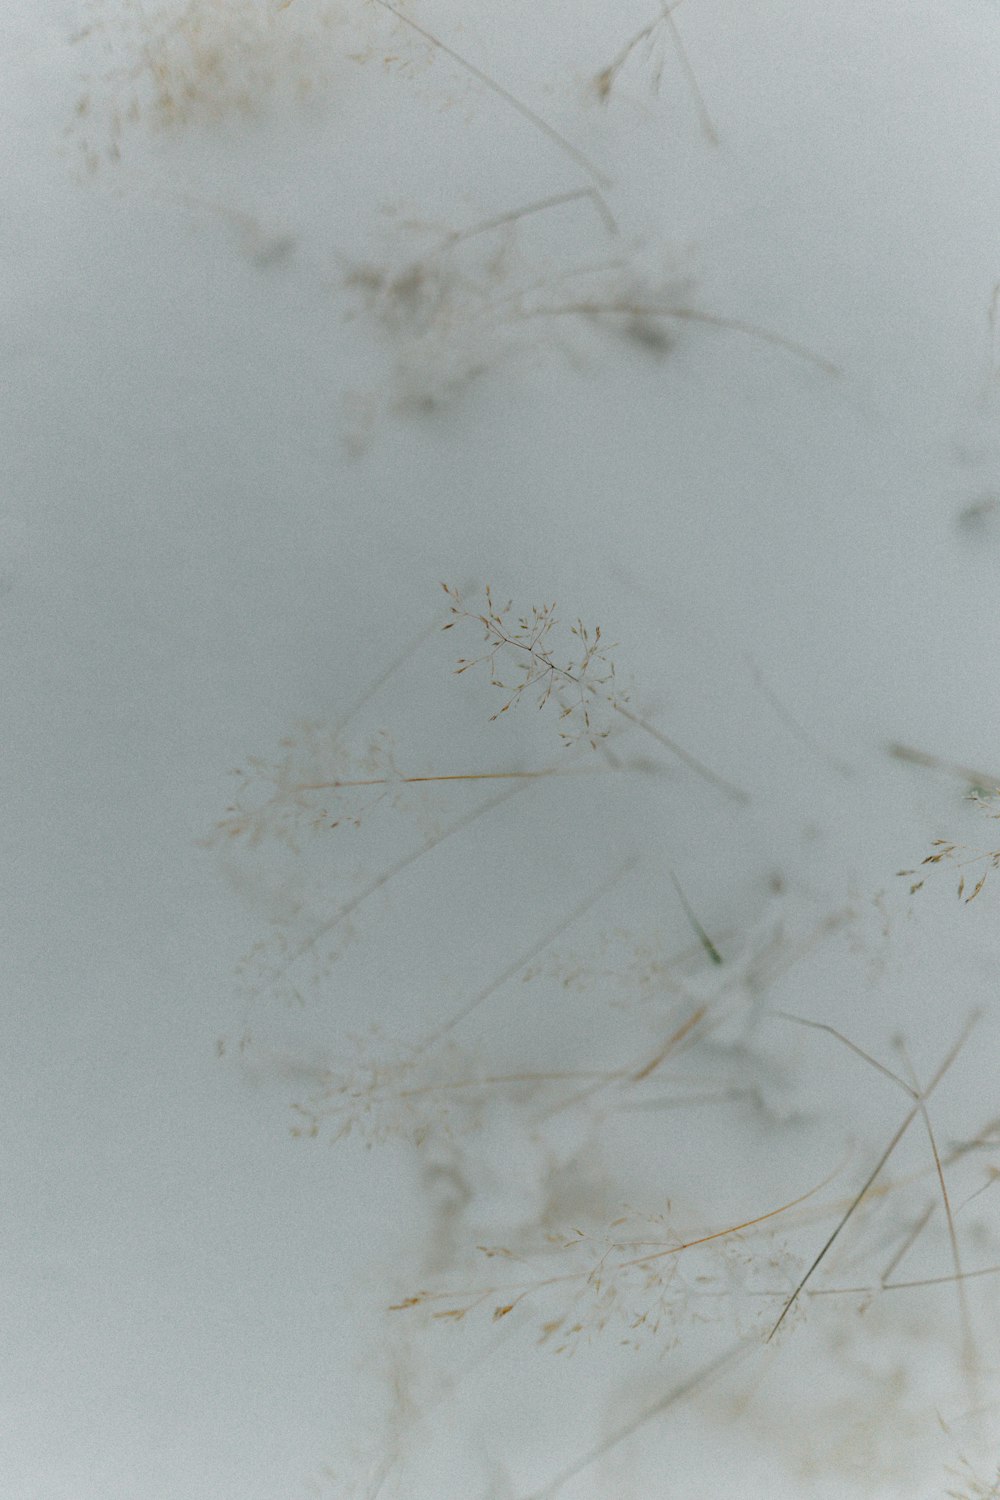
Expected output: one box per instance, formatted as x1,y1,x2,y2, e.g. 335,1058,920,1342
657,0,719,145
442,188,614,247
898,1041,980,1391
516,300,840,376
369,0,616,217
767,1011,979,1341
414,855,640,1053
270,783,528,984
330,616,440,742
522,1338,753,1500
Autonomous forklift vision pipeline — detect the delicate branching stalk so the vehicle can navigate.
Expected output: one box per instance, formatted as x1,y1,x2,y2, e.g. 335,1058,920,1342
390,1164,841,1327
897,764,1000,900
443,582,749,801
899,836,1000,902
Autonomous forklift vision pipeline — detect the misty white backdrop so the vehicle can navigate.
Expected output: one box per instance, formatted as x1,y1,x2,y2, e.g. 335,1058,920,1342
5,2,1000,1496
